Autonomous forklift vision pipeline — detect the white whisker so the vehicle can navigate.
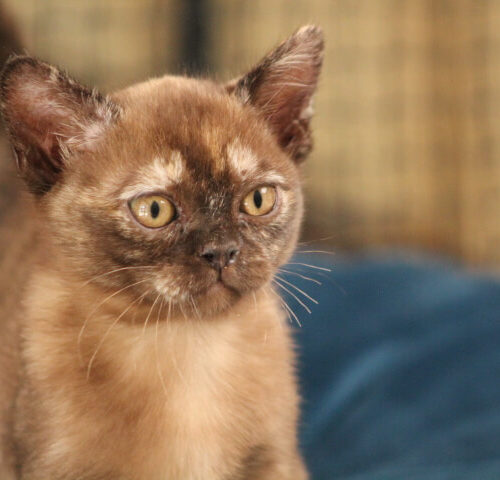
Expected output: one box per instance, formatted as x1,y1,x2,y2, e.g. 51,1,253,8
86,290,146,379
78,279,149,364
83,265,155,286
167,301,187,386
190,295,201,320
287,262,331,272
155,297,168,397
179,301,188,321
142,292,162,335
275,275,319,304
297,235,338,246
273,278,312,314
296,250,336,256
129,290,149,325
278,295,302,328
278,268,322,285
252,291,258,313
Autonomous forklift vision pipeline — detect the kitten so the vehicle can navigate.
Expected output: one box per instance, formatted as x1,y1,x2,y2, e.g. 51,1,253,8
0,25,323,480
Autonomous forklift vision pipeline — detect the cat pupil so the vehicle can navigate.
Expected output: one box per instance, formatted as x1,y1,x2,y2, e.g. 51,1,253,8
254,190,263,209
150,201,160,218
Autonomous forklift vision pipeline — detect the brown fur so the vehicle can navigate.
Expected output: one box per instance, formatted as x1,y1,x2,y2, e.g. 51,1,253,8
0,26,323,479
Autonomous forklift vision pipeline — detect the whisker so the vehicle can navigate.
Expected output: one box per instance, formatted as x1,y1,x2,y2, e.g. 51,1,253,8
275,275,318,305
290,266,348,296
287,262,332,272
130,290,149,325
142,292,162,335
276,295,292,324
86,290,146,379
260,288,285,331
179,301,188,321
296,249,336,256
278,268,322,285
78,279,150,363
252,291,258,313
155,297,168,397
277,294,302,328
273,279,312,314
190,295,201,320
83,266,155,286
322,275,347,296
297,235,338,246
166,301,187,386
166,300,172,324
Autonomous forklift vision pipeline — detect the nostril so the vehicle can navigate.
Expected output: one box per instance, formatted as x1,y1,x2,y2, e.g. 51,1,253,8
201,250,216,264
199,243,240,269
227,248,239,263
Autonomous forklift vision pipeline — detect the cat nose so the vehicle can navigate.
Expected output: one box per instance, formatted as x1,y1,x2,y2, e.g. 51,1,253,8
199,242,240,271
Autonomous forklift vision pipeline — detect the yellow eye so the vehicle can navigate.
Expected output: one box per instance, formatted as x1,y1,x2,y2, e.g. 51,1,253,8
241,186,277,216
129,195,175,228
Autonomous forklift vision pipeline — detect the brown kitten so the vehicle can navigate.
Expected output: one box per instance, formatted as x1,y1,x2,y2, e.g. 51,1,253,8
0,26,323,480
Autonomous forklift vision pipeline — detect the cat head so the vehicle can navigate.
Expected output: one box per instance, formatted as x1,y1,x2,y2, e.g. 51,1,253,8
0,26,323,316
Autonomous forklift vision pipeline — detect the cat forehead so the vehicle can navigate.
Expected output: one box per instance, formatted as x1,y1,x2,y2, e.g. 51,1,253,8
225,140,260,179
224,140,286,183
119,141,285,199
112,77,290,193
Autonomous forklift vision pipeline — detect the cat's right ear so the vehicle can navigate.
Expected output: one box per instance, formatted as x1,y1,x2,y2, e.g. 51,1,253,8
0,56,120,195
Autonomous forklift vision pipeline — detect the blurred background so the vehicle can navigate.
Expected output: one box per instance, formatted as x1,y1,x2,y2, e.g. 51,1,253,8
1,0,499,268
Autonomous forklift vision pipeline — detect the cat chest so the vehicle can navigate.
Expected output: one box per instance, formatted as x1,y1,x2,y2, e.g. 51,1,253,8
46,378,257,480
76,327,269,479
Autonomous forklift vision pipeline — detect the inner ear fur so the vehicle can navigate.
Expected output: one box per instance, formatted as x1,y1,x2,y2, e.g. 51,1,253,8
0,55,120,195
227,25,324,163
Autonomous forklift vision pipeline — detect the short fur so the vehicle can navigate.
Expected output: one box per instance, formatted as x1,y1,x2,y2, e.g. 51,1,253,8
0,26,323,479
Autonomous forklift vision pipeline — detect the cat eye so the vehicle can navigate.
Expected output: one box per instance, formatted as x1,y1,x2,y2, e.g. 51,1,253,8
129,195,175,228
241,186,277,216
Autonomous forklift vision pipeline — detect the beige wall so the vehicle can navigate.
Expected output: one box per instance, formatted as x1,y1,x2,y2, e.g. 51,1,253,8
3,0,182,90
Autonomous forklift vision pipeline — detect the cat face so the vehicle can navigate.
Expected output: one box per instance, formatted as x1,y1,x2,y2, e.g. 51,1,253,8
0,26,323,316
47,79,304,313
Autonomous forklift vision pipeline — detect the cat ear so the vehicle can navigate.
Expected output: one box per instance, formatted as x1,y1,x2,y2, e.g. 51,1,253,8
0,56,120,195
227,25,324,163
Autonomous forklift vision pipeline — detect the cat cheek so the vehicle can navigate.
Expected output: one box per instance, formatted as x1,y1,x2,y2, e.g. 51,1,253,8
153,280,184,302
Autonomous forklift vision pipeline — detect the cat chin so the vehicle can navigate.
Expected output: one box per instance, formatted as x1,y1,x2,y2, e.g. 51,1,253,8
188,281,243,317
189,269,274,318
149,268,267,318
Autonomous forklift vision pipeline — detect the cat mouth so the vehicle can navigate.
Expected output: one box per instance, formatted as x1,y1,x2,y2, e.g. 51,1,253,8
207,280,229,294
183,274,242,315
200,269,241,298
207,275,236,293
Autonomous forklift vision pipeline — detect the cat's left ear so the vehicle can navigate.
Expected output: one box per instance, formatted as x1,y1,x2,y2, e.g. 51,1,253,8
226,25,324,163
0,56,120,195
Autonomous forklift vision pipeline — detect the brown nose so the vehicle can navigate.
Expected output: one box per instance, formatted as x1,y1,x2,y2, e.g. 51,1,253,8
200,242,240,271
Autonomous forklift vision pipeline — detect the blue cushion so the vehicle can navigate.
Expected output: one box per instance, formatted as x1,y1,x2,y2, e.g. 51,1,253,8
280,252,500,480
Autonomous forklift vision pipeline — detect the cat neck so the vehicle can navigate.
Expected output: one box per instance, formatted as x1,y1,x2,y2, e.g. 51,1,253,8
21,266,286,385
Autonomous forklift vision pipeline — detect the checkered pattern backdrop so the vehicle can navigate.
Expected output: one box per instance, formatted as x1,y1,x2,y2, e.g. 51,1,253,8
3,0,500,267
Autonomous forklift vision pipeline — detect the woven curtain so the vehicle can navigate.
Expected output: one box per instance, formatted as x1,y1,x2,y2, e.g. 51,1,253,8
209,0,500,267
3,0,181,90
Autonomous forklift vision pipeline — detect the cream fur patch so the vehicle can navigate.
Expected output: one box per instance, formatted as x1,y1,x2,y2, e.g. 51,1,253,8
226,140,258,179
120,151,185,199
226,140,286,184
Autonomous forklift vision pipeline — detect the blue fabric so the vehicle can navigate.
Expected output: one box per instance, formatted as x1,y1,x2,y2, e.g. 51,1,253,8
280,252,500,480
